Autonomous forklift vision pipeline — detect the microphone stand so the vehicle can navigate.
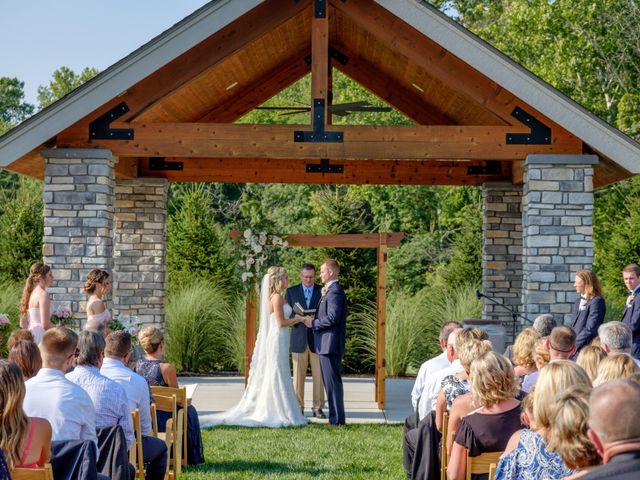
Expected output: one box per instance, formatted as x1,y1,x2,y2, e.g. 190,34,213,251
476,289,533,340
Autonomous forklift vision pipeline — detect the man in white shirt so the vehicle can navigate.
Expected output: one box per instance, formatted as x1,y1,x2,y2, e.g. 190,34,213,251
410,321,462,410
101,331,167,480
24,326,98,448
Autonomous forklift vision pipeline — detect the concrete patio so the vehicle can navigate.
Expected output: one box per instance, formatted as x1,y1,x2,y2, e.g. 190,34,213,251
180,376,414,424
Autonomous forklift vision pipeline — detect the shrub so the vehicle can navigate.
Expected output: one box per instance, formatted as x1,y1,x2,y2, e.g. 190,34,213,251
0,279,22,356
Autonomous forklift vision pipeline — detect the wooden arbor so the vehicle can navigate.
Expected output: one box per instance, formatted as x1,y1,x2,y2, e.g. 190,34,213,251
241,232,404,410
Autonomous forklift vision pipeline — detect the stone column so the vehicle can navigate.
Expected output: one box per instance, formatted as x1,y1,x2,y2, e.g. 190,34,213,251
41,149,115,321
522,154,598,324
482,182,523,342
113,178,168,328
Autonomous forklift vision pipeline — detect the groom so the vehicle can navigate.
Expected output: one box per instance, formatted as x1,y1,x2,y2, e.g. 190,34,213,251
305,259,347,426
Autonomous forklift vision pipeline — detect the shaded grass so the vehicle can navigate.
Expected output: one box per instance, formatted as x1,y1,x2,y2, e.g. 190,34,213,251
182,424,403,479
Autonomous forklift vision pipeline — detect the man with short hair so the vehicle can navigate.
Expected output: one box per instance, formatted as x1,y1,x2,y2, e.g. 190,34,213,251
533,314,557,337
581,380,640,479
598,322,640,366
621,264,640,357
101,331,167,480
410,321,461,411
285,262,325,418
546,325,577,361
23,327,98,446
67,330,135,448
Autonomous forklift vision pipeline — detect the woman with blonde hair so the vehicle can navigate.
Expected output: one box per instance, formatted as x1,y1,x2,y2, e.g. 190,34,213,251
522,336,550,392
547,386,601,479
19,263,54,344
593,354,640,386
200,266,308,428
84,269,112,330
447,351,523,480
576,345,606,383
0,360,51,469
135,326,204,464
495,361,592,480
512,328,540,378
571,269,605,352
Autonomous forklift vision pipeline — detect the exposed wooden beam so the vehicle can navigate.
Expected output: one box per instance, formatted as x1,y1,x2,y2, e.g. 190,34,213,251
332,43,455,125
311,0,330,115
137,157,511,185
332,0,563,129
59,123,582,160
231,230,405,248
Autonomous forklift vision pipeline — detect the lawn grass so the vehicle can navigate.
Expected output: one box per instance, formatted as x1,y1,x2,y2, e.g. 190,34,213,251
182,423,404,479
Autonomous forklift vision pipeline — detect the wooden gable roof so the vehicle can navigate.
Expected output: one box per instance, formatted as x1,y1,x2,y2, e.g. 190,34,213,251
1,0,638,187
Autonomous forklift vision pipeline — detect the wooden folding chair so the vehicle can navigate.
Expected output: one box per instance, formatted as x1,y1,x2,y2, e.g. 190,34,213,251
151,385,189,467
440,411,449,480
11,464,54,480
152,392,183,478
466,451,503,480
489,462,498,480
150,403,159,437
129,409,145,480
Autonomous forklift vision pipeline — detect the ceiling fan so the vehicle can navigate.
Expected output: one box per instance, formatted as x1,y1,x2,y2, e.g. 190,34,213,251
255,101,391,117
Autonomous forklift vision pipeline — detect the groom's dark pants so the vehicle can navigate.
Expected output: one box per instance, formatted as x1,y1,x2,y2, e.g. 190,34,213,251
318,353,345,425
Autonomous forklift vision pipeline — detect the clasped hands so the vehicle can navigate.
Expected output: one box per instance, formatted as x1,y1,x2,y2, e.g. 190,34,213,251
294,315,314,328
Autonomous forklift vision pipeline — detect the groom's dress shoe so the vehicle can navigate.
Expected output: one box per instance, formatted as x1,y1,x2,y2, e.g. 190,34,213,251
313,408,326,419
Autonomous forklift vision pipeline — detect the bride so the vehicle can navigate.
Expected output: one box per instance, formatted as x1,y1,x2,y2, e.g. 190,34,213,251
200,266,308,427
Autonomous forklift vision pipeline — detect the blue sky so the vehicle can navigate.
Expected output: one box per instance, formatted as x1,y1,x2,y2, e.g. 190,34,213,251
0,0,210,106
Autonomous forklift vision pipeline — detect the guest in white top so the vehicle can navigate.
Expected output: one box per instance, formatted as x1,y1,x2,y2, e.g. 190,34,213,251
23,327,97,447
101,330,167,480
67,330,135,448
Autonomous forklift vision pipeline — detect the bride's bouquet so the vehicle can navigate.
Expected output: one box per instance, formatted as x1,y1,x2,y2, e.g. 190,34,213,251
51,305,76,327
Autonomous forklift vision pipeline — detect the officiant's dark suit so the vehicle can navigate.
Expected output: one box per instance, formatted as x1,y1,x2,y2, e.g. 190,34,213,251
311,260,347,426
285,264,325,416
571,294,605,352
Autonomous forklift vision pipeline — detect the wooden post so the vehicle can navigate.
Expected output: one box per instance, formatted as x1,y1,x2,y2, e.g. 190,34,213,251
375,233,388,409
244,288,257,384
311,0,329,125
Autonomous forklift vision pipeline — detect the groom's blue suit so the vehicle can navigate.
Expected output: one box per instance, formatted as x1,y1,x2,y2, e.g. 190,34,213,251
312,281,347,425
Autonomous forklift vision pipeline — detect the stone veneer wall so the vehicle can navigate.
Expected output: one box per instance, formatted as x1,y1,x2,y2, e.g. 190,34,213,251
41,149,115,323
522,154,598,324
113,178,168,327
482,182,523,342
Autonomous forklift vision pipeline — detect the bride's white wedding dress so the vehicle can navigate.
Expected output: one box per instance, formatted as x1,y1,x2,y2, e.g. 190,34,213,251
200,274,307,428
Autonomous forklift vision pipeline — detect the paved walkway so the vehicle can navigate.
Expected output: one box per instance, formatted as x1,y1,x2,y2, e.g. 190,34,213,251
179,376,414,424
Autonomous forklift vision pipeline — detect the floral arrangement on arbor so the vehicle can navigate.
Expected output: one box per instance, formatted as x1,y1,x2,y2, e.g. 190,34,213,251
51,306,75,327
110,314,140,337
238,229,288,286
0,313,9,331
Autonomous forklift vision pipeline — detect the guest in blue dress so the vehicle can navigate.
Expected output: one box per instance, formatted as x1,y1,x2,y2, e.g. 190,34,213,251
0,449,10,480
135,326,204,465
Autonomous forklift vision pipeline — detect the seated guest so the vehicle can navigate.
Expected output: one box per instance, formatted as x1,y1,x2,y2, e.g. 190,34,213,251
101,330,167,480
547,386,601,479
66,330,135,448
135,326,204,464
505,315,556,362
576,345,606,383
522,337,551,393
6,329,34,351
571,269,605,352
448,351,524,480
8,340,42,379
435,338,492,431
512,328,540,380
23,327,97,447
581,380,640,479
546,326,577,361
593,354,640,386
598,321,638,362
0,360,51,469
495,361,591,480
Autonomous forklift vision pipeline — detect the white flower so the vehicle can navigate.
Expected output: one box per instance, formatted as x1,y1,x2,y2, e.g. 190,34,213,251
259,233,267,245
244,229,252,239
0,313,9,326
282,240,288,247
247,257,255,265
254,245,263,254
241,272,254,282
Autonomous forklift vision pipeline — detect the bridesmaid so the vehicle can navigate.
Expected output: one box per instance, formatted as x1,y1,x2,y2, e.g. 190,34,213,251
19,263,54,344
84,269,112,331
571,269,606,353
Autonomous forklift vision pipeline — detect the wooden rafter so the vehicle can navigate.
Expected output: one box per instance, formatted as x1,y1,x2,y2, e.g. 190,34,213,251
58,123,582,160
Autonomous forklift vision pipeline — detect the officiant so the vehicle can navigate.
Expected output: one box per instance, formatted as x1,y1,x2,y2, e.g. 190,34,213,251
285,263,326,418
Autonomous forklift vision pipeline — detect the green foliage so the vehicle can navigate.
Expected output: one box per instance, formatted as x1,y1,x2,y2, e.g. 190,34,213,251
167,184,236,288
185,424,404,479
165,279,238,372
0,279,22,356
0,178,43,281
37,66,99,109
0,77,34,127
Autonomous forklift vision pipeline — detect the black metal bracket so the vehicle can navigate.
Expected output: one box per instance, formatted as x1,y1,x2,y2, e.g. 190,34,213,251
294,99,344,143
467,161,502,175
304,47,349,67
149,157,183,171
89,102,134,140
314,0,326,18
306,158,344,174
506,107,551,144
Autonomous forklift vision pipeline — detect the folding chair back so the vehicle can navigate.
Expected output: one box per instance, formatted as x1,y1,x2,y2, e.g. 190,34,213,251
129,409,145,480
11,463,54,480
152,392,183,477
466,451,503,480
440,411,449,480
151,385,188,466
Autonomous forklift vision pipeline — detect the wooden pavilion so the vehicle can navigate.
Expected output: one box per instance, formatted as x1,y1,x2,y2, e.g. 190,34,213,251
1,0,640,409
